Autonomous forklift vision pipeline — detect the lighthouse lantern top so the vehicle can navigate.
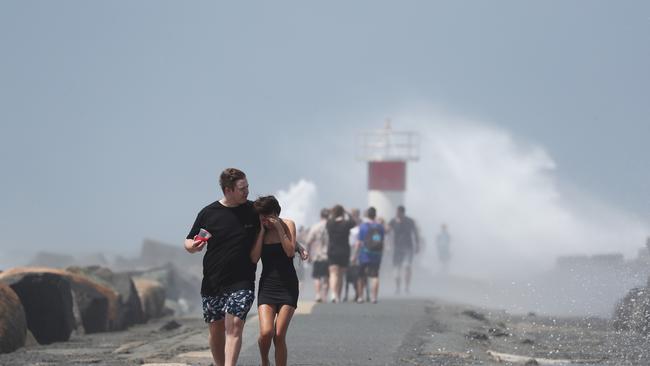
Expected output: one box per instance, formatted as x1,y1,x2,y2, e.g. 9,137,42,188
356,120,420,162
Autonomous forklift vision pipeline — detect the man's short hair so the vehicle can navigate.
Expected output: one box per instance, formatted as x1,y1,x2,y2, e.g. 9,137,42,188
320,208,330,219
219,168,246,193
366,207,377,219
397,205,405,214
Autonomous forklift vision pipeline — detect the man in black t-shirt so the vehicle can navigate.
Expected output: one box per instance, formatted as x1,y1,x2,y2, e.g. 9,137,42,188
185,168,260,366
326,204,357,303
388,205,419,295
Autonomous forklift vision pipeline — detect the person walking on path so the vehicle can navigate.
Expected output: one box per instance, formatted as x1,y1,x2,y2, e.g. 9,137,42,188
435,224,452,273
326,204,357,303
184,168,259,366
250,196,299,366
345,208,362,302
355,207,385,303
306,208,330,302
388,205,419,294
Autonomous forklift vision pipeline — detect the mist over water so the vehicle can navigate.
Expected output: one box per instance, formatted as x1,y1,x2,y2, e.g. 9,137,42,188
3,105,646,316
396,109,648,277
278,108,649,316
283,109,648,277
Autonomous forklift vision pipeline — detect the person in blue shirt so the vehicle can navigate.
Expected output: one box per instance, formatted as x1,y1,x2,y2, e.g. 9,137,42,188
354,207,385,304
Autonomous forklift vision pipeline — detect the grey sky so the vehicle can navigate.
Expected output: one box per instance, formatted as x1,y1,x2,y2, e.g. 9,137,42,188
0,1,648,262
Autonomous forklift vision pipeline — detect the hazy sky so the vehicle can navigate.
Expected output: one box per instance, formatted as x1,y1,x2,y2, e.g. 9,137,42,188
1,1,648,269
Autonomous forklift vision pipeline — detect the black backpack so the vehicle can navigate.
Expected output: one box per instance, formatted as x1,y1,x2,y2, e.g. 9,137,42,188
364,223,384,251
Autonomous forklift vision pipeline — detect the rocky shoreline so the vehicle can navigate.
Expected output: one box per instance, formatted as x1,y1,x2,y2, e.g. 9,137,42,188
398,300,650,365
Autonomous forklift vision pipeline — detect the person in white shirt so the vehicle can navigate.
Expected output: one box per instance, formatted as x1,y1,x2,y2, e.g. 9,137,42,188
305,208,330,302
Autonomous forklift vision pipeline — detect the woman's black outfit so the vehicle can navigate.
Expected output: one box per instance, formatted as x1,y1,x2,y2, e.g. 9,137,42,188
257,243,299,308
326,218,356,267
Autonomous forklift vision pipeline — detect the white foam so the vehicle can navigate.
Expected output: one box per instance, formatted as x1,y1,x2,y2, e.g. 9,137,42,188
275,179,319,229
390,106,648,276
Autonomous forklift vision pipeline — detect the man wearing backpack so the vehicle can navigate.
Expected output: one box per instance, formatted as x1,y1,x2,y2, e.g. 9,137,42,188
354,207,385,304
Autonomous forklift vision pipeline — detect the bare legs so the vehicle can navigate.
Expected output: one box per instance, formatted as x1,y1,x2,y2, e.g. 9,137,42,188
208,321,225,366
224,314,245,366
258,305,275,366
314,277,329,302
273,305,295,366
258,304,296,366
395,265,412,294
395,266,401,294
369,277,379,302
328,265,346,302
357,276,379,303
404,265,411,293
208,314,246,366
355,275,365,303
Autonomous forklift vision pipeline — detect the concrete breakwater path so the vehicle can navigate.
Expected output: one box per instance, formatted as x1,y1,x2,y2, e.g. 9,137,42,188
0,299,422,366
1,298,647,365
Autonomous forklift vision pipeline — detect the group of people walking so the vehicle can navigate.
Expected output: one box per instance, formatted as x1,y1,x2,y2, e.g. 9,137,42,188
304,202,421,305
184,167,449,366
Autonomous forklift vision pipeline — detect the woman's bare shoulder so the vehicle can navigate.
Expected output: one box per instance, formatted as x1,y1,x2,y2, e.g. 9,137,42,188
281,218,296,227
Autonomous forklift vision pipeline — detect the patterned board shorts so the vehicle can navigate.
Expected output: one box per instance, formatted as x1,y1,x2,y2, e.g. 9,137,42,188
202,289,255,322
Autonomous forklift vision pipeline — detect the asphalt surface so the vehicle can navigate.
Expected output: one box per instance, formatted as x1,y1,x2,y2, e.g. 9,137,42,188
3,295,648,365
0,298,429,366
238,299,425,366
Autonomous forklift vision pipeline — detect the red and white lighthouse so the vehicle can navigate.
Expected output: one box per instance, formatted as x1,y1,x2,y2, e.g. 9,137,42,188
357,121,419,219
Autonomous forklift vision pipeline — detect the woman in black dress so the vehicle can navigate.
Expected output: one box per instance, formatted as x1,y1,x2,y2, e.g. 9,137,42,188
326,204,357,303
251,196,299,366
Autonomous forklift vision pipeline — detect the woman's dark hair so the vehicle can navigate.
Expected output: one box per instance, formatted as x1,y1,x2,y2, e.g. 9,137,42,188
254,195,281,216
331,204,344,218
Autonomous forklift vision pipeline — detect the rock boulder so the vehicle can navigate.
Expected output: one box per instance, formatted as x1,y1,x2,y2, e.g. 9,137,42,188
613,287,650,333
67,266,144,329
133,278,166,321
0,283,27,353
0,269,75,344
